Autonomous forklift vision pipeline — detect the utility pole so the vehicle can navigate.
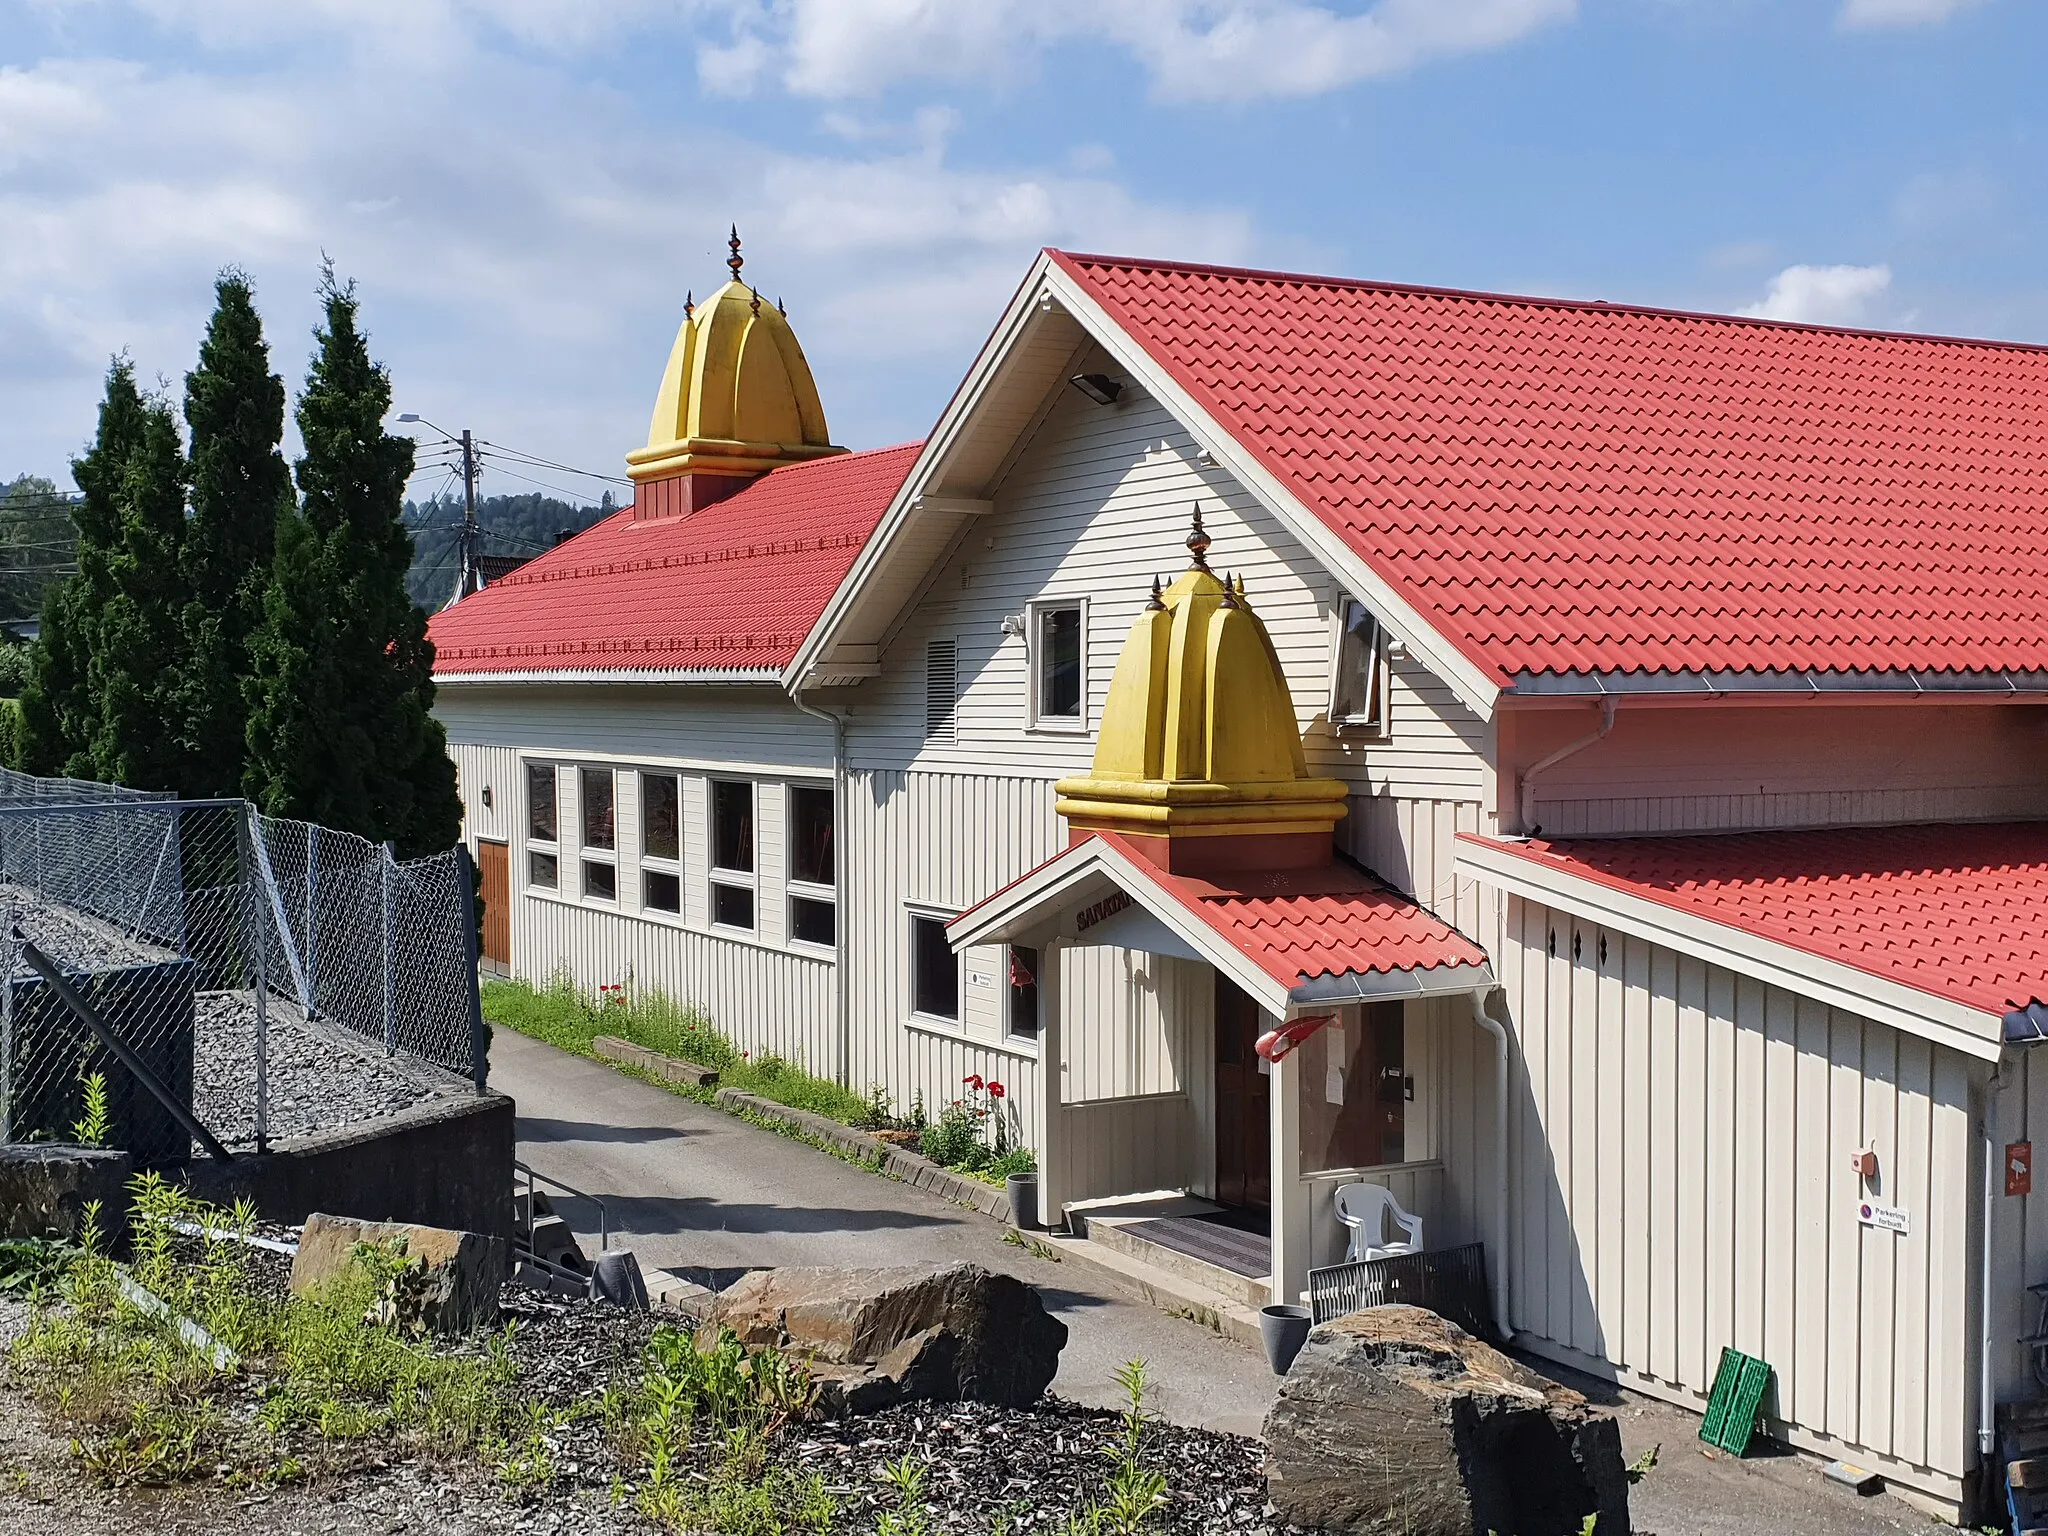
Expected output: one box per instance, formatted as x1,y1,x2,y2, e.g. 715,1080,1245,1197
456,428,481,604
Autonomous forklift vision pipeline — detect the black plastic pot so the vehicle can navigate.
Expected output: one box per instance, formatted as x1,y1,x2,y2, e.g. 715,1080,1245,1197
1260,1303,1313,1375
1006,1171,1040,1230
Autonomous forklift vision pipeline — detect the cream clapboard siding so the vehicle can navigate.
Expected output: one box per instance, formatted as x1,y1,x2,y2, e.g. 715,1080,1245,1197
1990,1047,2048,1411
1498,894,1975,1494
1513,700,2048,838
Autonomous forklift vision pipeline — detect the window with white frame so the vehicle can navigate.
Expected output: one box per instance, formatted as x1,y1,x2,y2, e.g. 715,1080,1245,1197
709,779,755,931
640,771,681,914
1329,597,1388,731
910,912,960,1022
787,783,835,948
580,766,617,900
1030,600,1085,729
525,762,558,890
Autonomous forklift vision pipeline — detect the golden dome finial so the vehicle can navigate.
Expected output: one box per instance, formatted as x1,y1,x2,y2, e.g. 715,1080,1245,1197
1186,505,1211,570
684,289,694,321
1146,575,1164,611
727,225,744,283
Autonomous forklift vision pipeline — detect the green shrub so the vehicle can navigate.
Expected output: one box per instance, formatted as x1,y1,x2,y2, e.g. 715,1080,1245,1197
918,1102,979,1167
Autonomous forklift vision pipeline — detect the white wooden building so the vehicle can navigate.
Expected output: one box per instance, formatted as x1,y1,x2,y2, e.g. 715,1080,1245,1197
431,245,2048,1518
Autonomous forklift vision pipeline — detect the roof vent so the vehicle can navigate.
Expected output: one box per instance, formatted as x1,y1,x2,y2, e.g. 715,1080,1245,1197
925,639,958,743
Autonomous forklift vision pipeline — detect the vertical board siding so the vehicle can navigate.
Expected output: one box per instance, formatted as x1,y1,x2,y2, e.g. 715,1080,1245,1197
1499,896,1973,1485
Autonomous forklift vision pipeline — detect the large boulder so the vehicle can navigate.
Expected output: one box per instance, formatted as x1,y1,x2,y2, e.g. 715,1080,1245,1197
707,1261,1066,1414
1264,1306,1629,1536
0,1144,131,1246
290,1212,505,1335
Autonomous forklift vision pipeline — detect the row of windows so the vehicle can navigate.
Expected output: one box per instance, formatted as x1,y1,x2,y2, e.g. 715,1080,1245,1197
922,594,1388,745
525,763,836,947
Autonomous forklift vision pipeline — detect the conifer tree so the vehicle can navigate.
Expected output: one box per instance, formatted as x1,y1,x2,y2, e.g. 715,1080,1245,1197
85,394,192,791
18,360,147,778
180,271,289,798
244,270,461,856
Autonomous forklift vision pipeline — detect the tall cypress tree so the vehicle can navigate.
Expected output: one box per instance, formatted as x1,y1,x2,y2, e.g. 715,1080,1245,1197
180,271,289,798
244,270,461,856
18,360,148,778
86,394,192,791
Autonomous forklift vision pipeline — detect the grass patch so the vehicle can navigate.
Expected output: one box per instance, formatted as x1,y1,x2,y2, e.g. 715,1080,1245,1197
483,975,878,1128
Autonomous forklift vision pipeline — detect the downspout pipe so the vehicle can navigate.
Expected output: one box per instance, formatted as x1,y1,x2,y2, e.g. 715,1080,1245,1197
1981,1056,2008,1459
791,688,851,1089
1470,987,1514,1342
1517,697,1617,835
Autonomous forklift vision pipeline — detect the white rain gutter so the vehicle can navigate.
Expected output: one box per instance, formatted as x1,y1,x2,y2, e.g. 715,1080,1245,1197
1470,987,1514,1342
790,690,851,1088
1981,1055,2010,1458
1516,697,1617,835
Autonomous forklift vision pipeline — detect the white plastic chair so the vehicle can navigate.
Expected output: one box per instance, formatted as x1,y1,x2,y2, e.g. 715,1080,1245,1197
1334,1182,1424,1263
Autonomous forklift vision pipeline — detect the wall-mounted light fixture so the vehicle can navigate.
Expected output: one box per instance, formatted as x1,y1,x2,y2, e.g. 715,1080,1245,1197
481,785,494,809
1068,373,1124,406
1386,637,1409,662
1000,614,1026,639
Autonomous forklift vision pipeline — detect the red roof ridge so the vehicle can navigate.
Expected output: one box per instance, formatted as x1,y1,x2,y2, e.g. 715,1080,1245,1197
1048,248,2048,357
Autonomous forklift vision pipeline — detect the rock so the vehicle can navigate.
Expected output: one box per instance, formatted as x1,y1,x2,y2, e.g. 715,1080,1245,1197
0,1143,131,1246
707,1261,1066,1413
1262,1306,1629,1536
290,1211,505,1334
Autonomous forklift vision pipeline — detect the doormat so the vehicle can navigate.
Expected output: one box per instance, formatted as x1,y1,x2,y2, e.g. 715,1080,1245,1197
1124,1215,1272,1279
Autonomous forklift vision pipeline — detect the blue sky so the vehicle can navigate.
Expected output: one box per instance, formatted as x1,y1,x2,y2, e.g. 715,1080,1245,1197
2,0,2040,506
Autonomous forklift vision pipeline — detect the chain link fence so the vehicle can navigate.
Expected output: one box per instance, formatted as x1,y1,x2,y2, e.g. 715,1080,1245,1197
0,772,486,1166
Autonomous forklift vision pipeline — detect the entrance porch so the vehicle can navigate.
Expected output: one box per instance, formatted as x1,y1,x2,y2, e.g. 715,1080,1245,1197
949,830,1504,1316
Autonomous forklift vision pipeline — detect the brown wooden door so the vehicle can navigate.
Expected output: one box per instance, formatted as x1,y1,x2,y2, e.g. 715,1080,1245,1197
1213,974,1271,1211
477,839,510,967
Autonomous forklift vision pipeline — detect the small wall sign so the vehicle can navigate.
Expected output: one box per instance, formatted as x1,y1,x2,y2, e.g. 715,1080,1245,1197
1858,1201,1910,1235
2010,1141,2034,1198
1074,890,1134,934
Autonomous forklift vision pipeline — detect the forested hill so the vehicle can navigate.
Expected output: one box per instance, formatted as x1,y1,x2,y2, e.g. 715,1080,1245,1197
403,491,612,608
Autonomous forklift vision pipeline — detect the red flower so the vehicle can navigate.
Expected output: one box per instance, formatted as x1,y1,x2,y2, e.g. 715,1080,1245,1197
987,1082,1005,1099
964,1074,985,1091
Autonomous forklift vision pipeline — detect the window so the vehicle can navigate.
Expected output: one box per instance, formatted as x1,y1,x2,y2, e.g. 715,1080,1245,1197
1329,598,1386,730
1033,603,1084,726
642,773,680,861
711,781,753,873
788,783,835,948
582,859,617,901
925,639,957,743
643,869,681,913
713,884,755,930
581,768,615,849
791,896,836,947
911,914,960,1021
1007,945,1040,1041
789,786,833,886
1297,1002,1409,1174
525,764,558,888
710,780,755,931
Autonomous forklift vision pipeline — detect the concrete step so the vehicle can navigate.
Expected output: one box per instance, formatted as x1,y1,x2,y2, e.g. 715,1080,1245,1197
1018,1226,1268,1352
1083,1215,1275,1310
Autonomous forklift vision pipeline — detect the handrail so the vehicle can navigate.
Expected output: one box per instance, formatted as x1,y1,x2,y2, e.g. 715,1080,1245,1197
514,1159,609,1252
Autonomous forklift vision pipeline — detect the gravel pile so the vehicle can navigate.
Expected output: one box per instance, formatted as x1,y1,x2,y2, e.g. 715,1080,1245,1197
0,884,172,975
191,995,449,1149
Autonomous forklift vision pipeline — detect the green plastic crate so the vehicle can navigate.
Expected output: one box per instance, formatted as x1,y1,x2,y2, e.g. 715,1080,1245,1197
1700,1346,1773,1455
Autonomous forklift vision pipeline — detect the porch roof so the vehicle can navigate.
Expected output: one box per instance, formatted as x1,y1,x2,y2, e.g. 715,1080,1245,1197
1455,823,2048,1062
948,831,1491,1015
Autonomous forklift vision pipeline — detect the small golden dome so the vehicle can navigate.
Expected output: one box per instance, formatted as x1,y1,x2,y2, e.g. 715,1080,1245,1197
626,233,843,487
1056,511,1347,872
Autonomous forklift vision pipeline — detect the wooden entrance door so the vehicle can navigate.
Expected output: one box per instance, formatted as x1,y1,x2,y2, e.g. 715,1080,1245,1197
476,839,510,968
1213,974,1271,1211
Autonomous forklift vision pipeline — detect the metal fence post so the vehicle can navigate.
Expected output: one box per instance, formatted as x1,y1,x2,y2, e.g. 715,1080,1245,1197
304,823,318,1019
454,842,488,1095
381,841,396,1058
236,806,269,1154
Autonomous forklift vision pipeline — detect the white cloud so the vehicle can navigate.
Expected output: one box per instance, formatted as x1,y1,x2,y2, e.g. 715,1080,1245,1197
1741,263,1893,326
0,25,1254,488
1837,0,1989,30
702,0,1577,104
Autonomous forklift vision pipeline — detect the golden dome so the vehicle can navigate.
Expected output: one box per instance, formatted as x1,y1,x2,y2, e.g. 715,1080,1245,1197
626,236,843,486
1055,512,1347,872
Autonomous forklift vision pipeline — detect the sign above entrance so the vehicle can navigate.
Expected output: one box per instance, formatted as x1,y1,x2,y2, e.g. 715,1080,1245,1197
1074,890,1133,934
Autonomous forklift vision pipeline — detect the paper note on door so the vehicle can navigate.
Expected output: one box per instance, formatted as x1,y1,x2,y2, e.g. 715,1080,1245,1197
1325,1067,1345,1106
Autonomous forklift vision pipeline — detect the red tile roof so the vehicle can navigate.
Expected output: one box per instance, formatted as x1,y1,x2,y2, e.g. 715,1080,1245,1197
428,443,920,677
1460,823,2048,1020
1054,251,2048,686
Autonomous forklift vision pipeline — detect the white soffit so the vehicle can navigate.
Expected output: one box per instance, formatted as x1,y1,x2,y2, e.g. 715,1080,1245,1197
1453,835,2004,1062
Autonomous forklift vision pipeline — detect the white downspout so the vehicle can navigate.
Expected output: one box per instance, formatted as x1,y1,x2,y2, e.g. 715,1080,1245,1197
1981,1057,2007,1459
791,689,850,1088
1517,697,1617,835
1470,987,1514,1342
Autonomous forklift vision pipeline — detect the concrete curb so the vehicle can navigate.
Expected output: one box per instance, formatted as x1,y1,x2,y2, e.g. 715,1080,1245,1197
594,1035,719,1087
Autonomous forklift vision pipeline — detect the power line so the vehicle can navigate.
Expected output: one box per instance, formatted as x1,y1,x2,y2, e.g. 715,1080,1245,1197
480,462,619,507
475,440,633,486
